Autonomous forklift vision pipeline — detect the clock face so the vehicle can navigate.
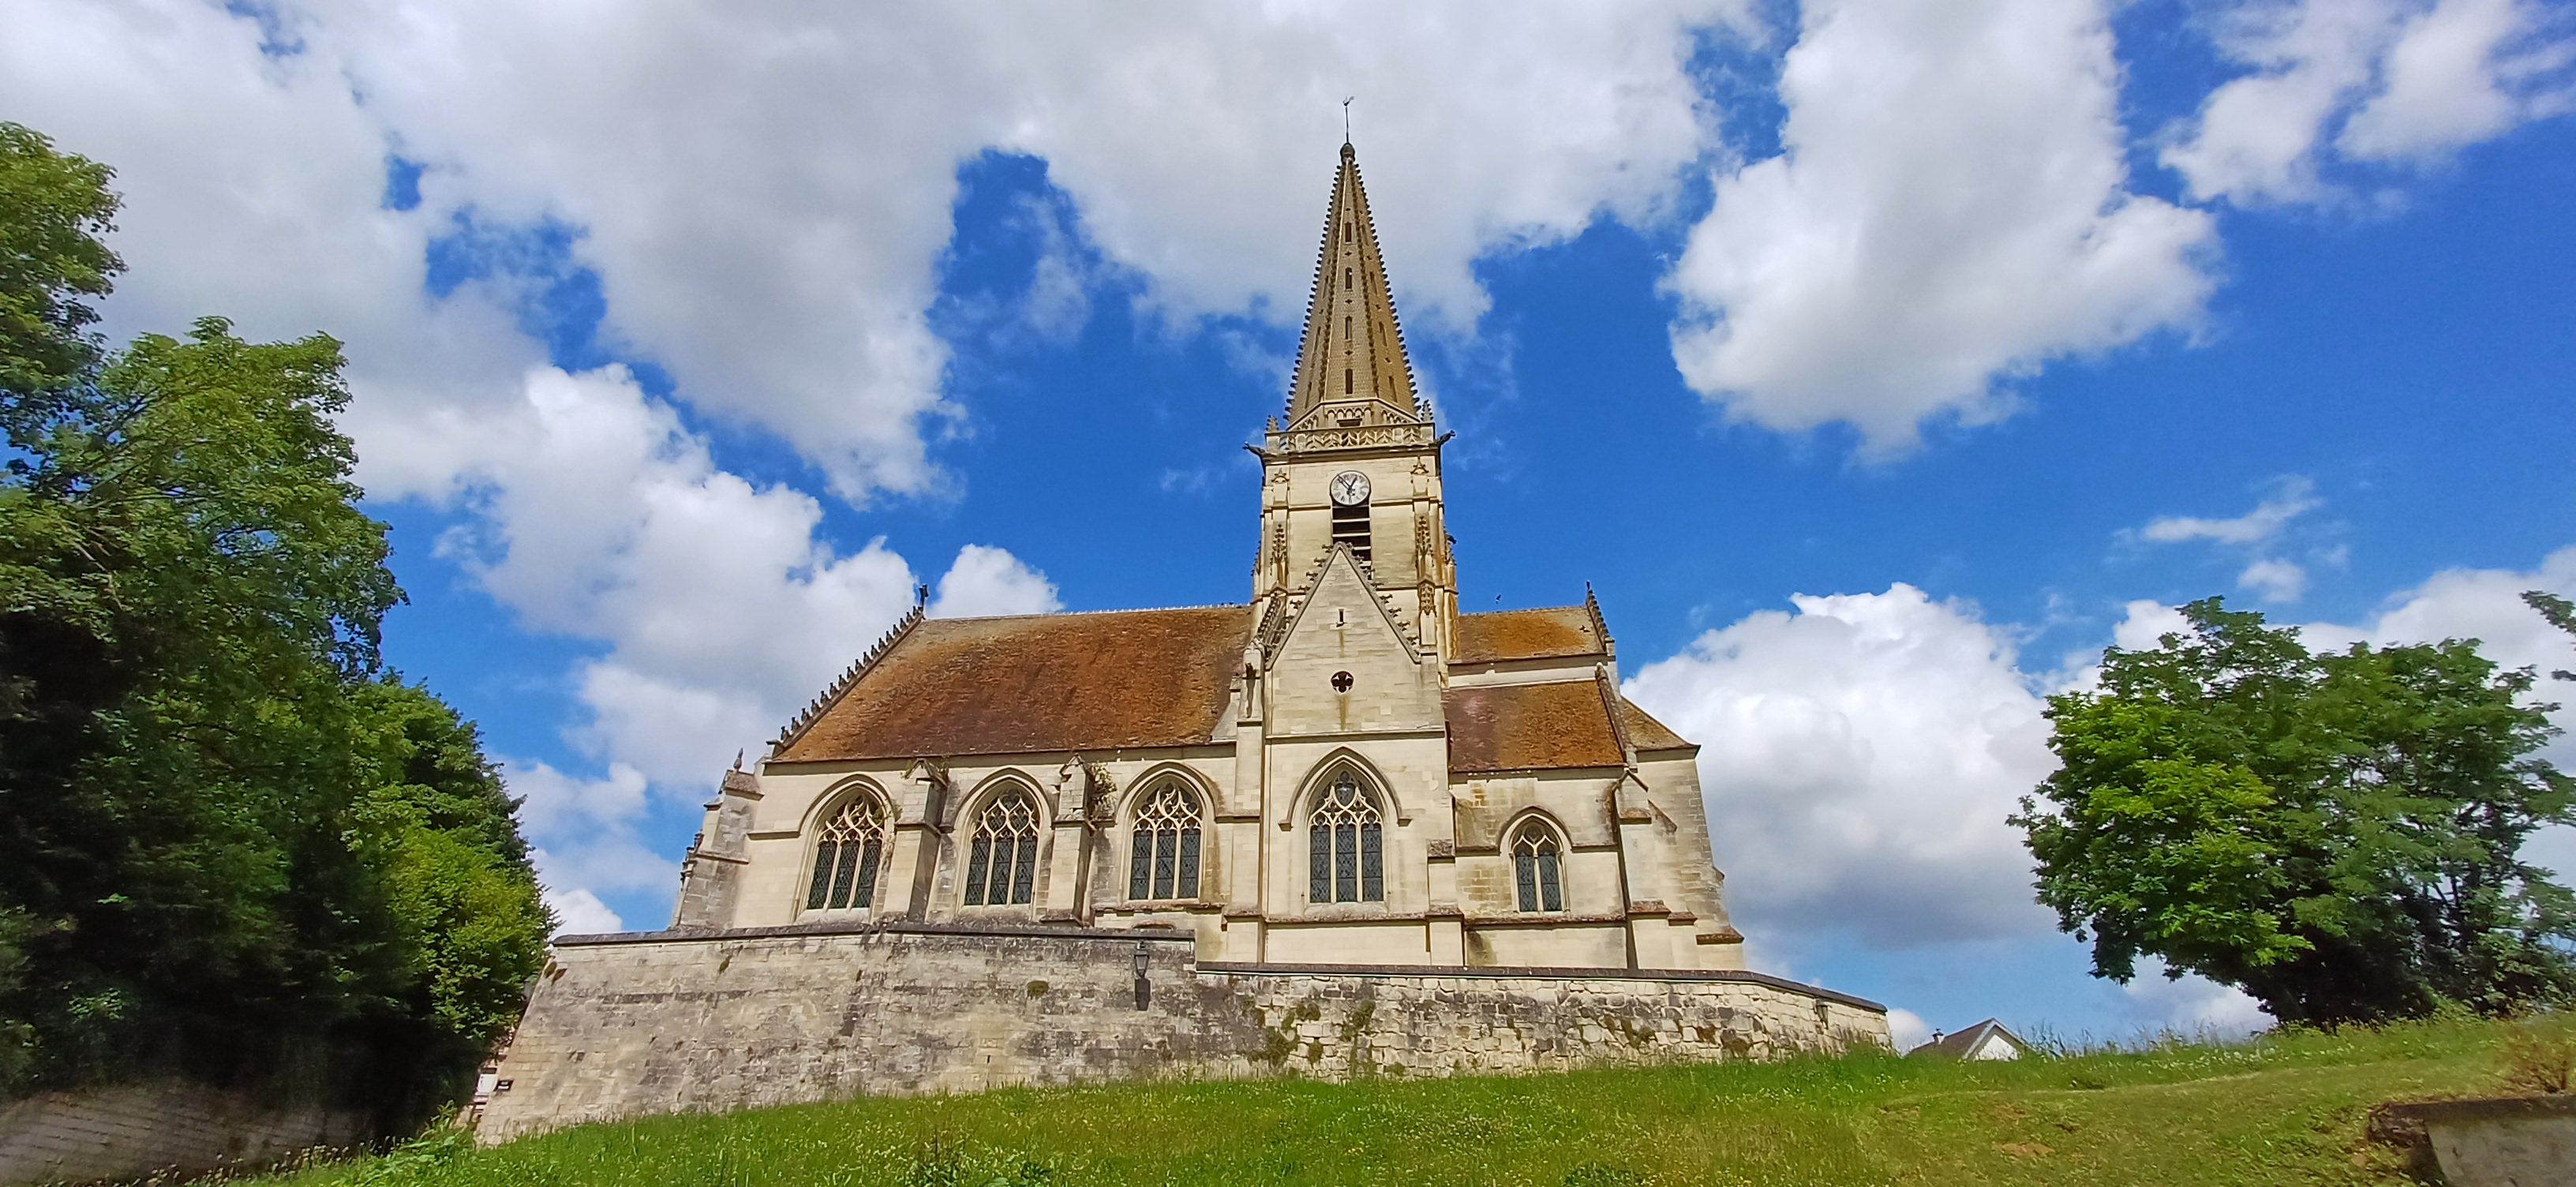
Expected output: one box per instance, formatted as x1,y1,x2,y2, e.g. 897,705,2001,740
1330,470,1372,507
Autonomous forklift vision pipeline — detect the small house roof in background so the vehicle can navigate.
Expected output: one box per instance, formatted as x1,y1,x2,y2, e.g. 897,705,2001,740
1907,1018,2028,1060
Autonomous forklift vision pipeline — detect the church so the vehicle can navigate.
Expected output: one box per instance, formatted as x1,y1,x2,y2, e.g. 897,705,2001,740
477,144,1884,1139
666,140,1742,973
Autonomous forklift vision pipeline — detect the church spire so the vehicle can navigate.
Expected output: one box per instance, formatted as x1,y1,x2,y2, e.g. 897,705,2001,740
1284,144,1425,432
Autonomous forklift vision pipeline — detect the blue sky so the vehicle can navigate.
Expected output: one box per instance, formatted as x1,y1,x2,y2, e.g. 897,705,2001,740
9,0,2574,1047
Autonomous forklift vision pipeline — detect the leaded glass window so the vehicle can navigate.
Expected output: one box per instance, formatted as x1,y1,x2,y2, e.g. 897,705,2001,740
1128,781,1204,901
962,788,1041,906
1308,771,1383,904
1511,820,1564,912
803,794,887,912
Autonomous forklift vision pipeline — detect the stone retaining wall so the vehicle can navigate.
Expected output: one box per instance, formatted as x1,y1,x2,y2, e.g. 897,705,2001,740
478,922,1888,1142
0,1079,368,1186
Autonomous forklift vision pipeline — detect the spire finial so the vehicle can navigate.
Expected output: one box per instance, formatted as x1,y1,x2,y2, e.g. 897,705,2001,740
1342,96,1354,147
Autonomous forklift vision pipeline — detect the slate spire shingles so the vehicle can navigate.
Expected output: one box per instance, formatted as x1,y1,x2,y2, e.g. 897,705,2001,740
1284,143,1425,431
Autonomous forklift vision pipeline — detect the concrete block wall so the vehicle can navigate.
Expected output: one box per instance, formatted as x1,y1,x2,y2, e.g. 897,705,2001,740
0,1079,368,1186
478,922,1889,1142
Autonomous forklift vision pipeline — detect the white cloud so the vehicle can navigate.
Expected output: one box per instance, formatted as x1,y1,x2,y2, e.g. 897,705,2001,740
2121,962,2271,1038
2132,477,2324,604
1885,1008,1932,1052
1624,584,2059,950
1663,0,2219,455
930,545,1064,620
2163,0,2575,205
542,887,625,938
2237,557,2311,602
395,365,1058,788
6,0,1757,503
2111,599,2192,652
508,758,676,929
2139,477,2320,545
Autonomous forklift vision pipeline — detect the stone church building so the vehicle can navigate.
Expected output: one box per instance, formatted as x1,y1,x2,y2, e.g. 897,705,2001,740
478,144,1885,1139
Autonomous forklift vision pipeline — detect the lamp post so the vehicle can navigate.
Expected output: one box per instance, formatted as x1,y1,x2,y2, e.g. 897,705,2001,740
1132,939,1151,1011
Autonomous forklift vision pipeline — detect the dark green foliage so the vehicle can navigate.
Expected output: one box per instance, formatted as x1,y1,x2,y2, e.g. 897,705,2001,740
2016,597,2576,1025
0,122,547,1119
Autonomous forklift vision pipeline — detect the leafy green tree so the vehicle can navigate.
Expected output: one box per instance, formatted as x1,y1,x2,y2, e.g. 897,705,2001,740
2015,598,2576,1024
2527,590,2574,682
0,122,547,1116
0,123,121,409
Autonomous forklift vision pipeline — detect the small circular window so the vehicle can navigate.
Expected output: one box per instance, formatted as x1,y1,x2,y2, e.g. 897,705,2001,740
1331,671,1354,692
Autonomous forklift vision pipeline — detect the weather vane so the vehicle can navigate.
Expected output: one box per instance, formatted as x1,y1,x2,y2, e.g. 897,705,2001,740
1343,96,1354,144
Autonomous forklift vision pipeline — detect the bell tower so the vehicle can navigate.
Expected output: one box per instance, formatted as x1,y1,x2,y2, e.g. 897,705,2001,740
1252,142,1457,658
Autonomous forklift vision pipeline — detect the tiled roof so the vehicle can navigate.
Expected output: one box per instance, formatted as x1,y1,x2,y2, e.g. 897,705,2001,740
1445,680,1627,773
1450,606,1605,665
773,605,1254,762
1621,701,1694,753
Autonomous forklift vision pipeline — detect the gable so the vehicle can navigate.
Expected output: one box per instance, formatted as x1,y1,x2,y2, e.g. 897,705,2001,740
1265,546,1440,735
772,605,1253,762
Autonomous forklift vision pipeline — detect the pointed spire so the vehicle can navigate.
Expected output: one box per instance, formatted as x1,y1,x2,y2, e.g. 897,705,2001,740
1284,144,1424,432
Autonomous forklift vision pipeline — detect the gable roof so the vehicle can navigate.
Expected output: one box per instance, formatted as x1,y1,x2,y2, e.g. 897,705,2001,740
1621,700,1694,753
1451,606,1606,665
1907,1019,2028,1059
1447,680,1630,773
773,605,1254,763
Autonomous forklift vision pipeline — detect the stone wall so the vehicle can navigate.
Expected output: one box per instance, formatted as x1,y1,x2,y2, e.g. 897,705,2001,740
0,1079,369,1186
478,921,1888,1142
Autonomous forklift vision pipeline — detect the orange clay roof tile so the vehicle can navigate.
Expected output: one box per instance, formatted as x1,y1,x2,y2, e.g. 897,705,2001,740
1444,681,1626,773
773,605,1253,762
1621,700,1694,753
1449,606,1604,665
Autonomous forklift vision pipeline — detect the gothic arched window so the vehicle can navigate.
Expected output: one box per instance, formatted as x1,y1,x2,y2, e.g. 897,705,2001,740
1129,781,1204,901
1309,770,1383,904
1510,819,1565,913
962,788,1041,906
804,793,887,912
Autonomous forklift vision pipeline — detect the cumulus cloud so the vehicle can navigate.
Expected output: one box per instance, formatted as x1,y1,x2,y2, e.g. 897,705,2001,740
1624,584,2059,950
388,365,1060,788
2163,0,2575,206
1664,0,2219,455
5,0,1757,502
544,888,626,938
930,545,1064,620
1885,1008,1932,1052
506,758,672,932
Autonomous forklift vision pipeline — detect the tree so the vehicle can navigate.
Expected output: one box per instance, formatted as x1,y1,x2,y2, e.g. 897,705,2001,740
0,122,121,407
2014,598,2576,1025
0,122,547,1118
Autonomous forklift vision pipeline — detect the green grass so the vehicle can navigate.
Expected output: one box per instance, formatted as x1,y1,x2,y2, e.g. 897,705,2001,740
253,1017,2534,1187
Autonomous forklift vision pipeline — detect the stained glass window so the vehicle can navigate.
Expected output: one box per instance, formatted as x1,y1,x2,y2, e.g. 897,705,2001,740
1511,820,1564,912
963,788,1041,906
803,794,887,912
1129,781,1204,901
1308,772,1384,904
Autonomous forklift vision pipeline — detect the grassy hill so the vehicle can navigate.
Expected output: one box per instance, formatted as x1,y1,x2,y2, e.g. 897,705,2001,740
257,1016,2546,1186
